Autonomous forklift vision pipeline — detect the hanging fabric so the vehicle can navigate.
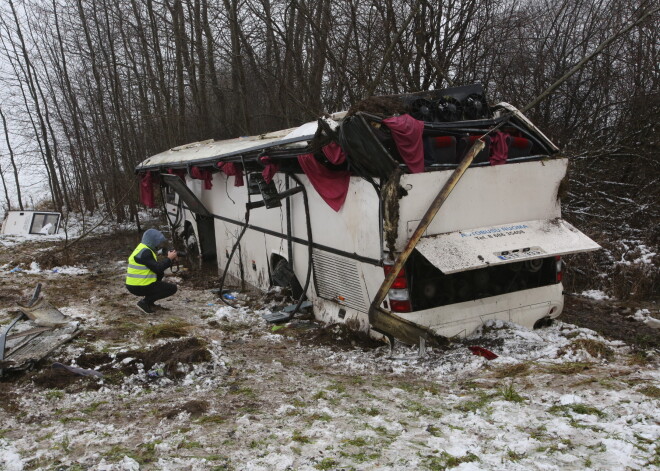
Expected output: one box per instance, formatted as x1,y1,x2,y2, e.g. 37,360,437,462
297,153,350,212
217,162,244,187
489,131,509,166
382,114,425,173
190,166,213,189
167,168,187,180
321,141,347,165
260,156,280,184
139,172,156,208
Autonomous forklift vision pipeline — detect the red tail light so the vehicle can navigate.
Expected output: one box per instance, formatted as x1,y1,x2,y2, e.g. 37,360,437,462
390,299,412,312
555,256,563,282
383,261,412,312
383,263,408,290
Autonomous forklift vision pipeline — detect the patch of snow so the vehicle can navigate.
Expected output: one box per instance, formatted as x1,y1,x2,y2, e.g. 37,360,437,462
0,440,23,471
95,456,140,471
51,265,90,275
581,289,611,301
633,309,650,321
560,394,582,405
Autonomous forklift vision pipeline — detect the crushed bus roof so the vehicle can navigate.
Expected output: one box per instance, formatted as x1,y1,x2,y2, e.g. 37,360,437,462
136,112,349,171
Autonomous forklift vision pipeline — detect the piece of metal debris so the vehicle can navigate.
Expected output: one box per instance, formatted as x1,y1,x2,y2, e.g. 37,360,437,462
52,362,103,378
262,301,312,323
17,297,71,327
2,323,79,373
0,283,79,375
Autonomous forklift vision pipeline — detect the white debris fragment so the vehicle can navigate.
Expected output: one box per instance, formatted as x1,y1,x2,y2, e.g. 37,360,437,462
581,289,612,300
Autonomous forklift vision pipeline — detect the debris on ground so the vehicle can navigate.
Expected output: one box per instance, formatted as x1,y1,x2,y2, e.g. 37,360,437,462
0,226,658,470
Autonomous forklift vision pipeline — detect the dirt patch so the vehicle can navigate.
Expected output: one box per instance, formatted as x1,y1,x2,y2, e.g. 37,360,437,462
113,337,211,377
561,297,659,351
177,259,222,290
79,328,132,342
0,383,21,412
0,283,25,305
31,366,103,391
558,338,615,360
143,318,192,339
347,95,408,117
32,230,140,270
279,321,384,351
163,399,209,419
75,352,113,369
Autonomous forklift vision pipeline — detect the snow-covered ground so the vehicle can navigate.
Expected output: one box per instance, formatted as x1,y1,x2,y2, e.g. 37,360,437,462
0,226,658,470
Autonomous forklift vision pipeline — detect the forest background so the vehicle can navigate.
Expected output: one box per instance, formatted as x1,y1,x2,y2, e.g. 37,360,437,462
0,0,657,299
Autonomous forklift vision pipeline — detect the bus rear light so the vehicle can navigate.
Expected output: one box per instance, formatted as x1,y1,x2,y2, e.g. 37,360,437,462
555,256,563,282
390,299,412,313
387,288,410,300
383,263,408,290
383,261,412,313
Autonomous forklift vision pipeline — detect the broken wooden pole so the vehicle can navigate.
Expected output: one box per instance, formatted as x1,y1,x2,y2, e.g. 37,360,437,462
368,138,486,344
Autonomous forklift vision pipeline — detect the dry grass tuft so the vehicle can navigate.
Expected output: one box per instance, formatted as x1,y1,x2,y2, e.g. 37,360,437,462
493,362,532,378
638,386,660,399
627,351,654,366
559,339,614,361
544,362,593,375
144,318,192,339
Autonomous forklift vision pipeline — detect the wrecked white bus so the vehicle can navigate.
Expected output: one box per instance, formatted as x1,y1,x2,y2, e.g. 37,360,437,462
135,84,599,346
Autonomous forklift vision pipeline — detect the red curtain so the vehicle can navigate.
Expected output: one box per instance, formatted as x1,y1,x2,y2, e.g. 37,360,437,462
297,153,350,212
489,132,509,166
139,172,156,208
190,166,213,189
321,141,347,165
260,156,280,184
382,114,425,173
217,162,244,187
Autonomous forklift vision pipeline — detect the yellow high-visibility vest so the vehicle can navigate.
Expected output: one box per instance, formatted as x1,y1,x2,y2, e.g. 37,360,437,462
126,243,157,286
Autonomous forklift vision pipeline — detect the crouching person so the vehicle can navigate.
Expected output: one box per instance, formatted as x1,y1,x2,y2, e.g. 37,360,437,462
126,228,178,314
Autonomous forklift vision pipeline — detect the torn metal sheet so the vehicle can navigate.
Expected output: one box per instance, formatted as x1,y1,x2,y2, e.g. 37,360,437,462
17,297,71,327
262,300,313,323
415,218,600,274
1,284,79,374
1,321,79,372
52,362,103,377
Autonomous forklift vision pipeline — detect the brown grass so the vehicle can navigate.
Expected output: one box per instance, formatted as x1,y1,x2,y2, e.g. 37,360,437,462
559,339,615,361
144,318,192,339
638,386,660,399
627,351,653,366
493,362,532,378
609,262,659,301
544,362,593,375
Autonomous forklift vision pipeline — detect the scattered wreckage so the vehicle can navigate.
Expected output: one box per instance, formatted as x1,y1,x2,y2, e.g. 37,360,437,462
136,83,600,347
1,210,61,235
0,284,78,376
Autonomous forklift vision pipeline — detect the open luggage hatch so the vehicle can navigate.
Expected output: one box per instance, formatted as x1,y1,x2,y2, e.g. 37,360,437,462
415,218,600,274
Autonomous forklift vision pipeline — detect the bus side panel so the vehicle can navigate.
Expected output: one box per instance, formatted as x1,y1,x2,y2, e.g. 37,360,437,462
289,176,382,312
207,173,289,291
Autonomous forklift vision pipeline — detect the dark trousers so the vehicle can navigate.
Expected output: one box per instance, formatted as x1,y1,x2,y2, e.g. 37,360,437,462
126,281,177,305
